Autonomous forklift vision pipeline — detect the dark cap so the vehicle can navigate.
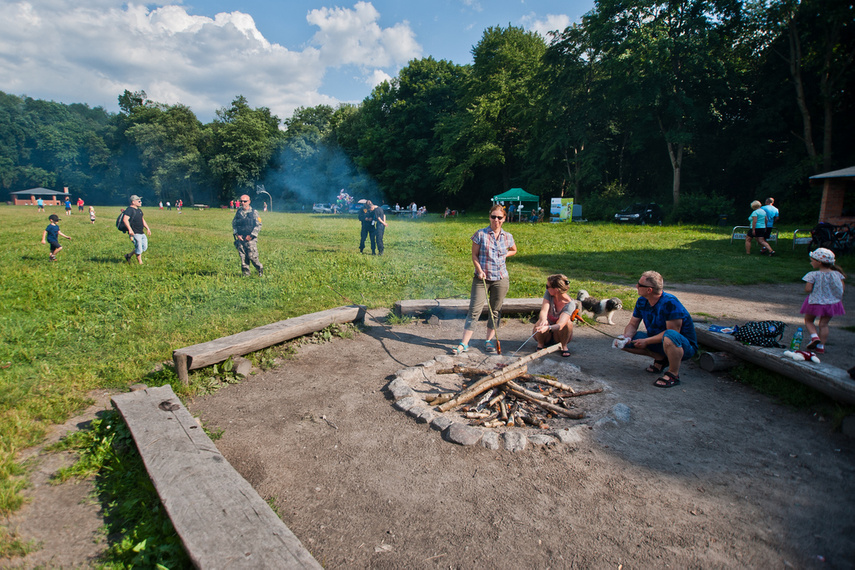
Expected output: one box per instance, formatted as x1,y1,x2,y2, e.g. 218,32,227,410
48,214,60,222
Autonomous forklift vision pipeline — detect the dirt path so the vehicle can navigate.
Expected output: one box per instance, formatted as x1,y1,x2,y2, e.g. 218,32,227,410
4,283,855,568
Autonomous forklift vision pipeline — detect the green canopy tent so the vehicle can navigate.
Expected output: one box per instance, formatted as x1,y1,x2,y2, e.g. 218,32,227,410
491,188,540,221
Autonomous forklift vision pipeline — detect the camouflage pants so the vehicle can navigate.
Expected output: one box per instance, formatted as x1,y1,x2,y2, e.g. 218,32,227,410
235,238,263,275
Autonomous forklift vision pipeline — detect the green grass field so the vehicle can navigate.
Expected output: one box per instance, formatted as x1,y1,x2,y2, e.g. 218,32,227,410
0,204,820,519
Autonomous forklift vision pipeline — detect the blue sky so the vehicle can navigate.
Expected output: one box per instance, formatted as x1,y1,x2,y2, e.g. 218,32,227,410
0,0,594,123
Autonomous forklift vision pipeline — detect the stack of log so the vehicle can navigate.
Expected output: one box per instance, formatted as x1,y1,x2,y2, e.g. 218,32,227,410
424,345,602,429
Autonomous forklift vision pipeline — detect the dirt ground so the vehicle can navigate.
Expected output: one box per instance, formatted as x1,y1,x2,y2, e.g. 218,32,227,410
4,282,855,569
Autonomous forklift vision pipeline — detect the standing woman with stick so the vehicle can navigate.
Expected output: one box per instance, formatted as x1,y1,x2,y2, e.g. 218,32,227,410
453,204,517,355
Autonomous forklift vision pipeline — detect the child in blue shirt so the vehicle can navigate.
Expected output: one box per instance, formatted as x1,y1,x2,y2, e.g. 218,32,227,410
41,214,71,261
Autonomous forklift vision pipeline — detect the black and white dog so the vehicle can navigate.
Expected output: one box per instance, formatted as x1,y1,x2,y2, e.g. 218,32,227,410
576,290,623,325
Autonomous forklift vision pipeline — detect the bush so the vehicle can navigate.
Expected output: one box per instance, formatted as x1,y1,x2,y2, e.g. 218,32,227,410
673,192,736,225
581,181,629,221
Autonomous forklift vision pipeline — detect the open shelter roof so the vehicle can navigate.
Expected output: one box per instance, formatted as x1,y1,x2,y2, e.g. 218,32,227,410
11,188,69,196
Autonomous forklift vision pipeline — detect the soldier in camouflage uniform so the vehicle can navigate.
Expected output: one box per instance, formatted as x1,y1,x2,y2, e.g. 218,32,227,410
232,194,264,276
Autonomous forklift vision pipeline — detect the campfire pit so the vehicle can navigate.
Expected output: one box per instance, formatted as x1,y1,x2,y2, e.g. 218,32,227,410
385,346,611,452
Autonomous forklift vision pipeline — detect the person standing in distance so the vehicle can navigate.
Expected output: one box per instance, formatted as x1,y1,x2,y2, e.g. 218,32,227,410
233,194,264,276
41,214,71,261
760,197,779,256
122,195,152,265
358,200,377,254
371,202,388,255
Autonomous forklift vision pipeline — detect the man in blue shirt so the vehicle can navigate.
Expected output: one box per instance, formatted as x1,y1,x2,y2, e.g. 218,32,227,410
761,197,779,254
619,270,697,388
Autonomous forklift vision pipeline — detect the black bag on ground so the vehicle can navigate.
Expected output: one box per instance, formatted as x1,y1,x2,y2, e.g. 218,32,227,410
732,321,786,348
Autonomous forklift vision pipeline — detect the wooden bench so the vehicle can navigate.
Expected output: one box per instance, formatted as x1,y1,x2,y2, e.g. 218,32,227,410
111,385,322,569
696,324,855,405
173,305,366,383
730,226,778,244
394,298,543,318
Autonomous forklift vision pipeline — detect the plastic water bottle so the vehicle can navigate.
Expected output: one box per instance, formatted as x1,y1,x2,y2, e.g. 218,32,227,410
790,327,803,351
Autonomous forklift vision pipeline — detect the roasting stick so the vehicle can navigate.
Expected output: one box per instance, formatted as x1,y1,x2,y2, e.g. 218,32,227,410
511,331,537,357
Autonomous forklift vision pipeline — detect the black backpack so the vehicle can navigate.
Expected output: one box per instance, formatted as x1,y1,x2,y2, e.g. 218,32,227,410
116,208,134,233
732,321,786,348
116,209,126,232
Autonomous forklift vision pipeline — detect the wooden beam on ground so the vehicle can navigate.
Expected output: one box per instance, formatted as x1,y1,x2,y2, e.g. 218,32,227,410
394,298,542,318
112,385,322,570
173,305,366,383
696,325,855,405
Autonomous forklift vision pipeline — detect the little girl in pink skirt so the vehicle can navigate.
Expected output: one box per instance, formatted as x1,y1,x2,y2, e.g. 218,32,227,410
801,248,846,353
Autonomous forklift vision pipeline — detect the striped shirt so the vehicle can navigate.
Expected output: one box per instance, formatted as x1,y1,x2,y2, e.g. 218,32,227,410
472,227,515,281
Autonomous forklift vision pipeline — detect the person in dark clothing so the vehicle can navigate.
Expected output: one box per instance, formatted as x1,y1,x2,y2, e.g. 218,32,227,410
372,203,388,255
41,214,71,261
232,194,264,276
122,195,152,265
358,200,377,254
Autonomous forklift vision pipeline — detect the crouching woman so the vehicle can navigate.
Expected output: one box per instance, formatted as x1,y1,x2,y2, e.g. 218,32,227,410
533,274,577,357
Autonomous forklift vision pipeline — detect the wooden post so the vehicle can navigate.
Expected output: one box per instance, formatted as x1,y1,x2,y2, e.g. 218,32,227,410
699,351,741,372
173,352,189,385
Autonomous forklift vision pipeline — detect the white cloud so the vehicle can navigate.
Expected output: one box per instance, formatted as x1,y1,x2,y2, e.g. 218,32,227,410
0,0,420,122
520,12,571,40
367,69,393,87
307,2,421,68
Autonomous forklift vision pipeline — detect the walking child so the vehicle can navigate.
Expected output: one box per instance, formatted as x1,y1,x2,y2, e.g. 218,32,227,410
800,248,845,354
89,205,96,224
41,214,71,261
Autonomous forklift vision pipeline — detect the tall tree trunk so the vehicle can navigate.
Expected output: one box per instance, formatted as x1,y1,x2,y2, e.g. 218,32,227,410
658,115,683,211
788,19,818,160
562,148,572,198
668,142,683,210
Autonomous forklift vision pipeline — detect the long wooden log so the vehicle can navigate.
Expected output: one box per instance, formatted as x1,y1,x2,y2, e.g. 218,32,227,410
173,305,366,383
505,387,585,419
696,324,855,405
438,344,560,412
527,375,575,393
112,385,321,569
437,366,529,412
425,393,455,405
505,381,558,404
500,343,561,373
394,298,543,318
436,366,490,377
562,387,604,398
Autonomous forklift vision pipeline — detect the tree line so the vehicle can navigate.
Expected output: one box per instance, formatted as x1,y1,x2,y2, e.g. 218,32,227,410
1,0,851,224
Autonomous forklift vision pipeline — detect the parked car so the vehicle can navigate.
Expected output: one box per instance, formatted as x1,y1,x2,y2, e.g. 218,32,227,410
613,203,663,225
312,203,333,213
